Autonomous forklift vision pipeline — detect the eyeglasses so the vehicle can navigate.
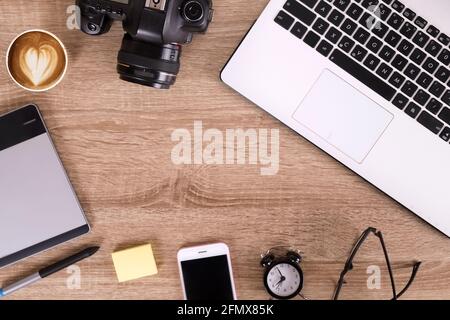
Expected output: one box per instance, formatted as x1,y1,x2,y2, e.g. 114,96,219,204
333,227,422,300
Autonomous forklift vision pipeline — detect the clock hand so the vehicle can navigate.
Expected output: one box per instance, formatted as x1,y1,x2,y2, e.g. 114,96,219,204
275,281,282,290
276,267,284,277
275,276,286,287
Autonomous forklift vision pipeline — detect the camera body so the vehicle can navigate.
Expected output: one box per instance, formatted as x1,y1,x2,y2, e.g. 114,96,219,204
77,0,213,89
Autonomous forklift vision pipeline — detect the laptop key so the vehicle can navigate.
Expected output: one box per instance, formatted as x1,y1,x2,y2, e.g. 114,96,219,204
387,12,404,30
385,30,402,47
435,66,450,84
316,40,334,57
404,63,420,80
333,0,351,11
438,33,450,46
429,81,445,99
377,4,391,21
389,71,405,88
426,25,440,38
401,80,418,97
304,31,321,47
379,45,395,62
425,40,442,57
417,111,444,134
402,8,416,21
398,39,414,56
438,107,450,125
361,0,378,9
413,89,431,106
372,22,389,38
412,31,430,48
416,72,433,89
366,36,383,54
291,22,308,39
410,48,427,65
328,9,345,26
359,12,376,30
341,18,357,35
346,3,363,20
275,11,295,30
437,49,450,66
423,57,439,74
414,16,427,29
405,102,421,119
313,18,330,35
315,0,332,17
329,49,396,101
298,0,319,9
400,22,417,39
354,27,371,44
426,98,443,115
392,93,409,110
351,45,368,61
376,62,393,79
392,54,408,71
325,27,343,44
391,0,405,13
440,127,450,142
363,53,380,70
442,91,450,106
284,0,316,26
338,36,355,52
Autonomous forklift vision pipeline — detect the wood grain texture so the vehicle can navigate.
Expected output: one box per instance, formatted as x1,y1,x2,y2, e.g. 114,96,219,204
1,0,449,300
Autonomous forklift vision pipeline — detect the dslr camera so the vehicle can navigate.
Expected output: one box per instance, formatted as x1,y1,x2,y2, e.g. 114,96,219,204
77,0,213,89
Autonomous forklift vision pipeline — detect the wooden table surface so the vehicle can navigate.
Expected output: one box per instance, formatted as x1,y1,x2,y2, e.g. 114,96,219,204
1,0,449,300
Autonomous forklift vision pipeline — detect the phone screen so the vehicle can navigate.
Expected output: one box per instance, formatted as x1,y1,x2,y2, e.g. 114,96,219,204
181,255,234,300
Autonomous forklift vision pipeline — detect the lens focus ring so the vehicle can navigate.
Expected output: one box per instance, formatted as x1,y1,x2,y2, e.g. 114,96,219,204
182,1,204,22
117,35,181,89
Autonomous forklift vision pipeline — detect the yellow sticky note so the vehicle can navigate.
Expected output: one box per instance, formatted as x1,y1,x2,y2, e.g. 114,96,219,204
111,244,158,283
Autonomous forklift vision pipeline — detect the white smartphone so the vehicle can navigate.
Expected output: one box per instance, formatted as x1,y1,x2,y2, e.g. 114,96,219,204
177,243,237,300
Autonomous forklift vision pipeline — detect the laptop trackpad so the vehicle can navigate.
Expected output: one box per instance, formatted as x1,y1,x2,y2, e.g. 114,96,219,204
292,70,393,163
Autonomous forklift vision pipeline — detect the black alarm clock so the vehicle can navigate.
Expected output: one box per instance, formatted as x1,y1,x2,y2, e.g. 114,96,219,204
260,247,304,300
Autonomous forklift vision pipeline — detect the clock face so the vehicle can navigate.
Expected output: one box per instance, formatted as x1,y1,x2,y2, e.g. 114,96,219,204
265,262,303,299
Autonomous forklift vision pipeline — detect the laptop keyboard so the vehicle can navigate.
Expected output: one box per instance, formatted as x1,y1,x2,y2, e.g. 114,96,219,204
274,0,450,143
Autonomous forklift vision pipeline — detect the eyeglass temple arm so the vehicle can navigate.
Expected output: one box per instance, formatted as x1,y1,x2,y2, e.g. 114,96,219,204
378,231,422,300
332,228,376,300
332,271,347,300
377,231,398,299
393,261,422,300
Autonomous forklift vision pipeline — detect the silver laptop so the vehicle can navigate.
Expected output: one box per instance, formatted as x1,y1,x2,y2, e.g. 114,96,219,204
221,0,450,235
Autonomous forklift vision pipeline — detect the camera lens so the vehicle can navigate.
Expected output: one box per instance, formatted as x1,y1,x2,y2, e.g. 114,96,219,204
182,1,204,22
117,34,181,89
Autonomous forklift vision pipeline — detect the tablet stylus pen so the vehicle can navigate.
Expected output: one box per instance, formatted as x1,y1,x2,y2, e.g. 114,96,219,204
0,246,99,298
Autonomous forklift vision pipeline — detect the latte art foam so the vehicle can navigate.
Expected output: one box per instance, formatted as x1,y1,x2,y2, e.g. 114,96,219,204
7,31,66,91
